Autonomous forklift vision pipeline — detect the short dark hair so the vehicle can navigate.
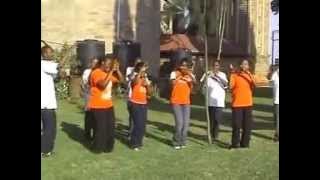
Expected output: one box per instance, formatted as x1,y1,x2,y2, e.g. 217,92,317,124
212,60,220,65
177,58,189,66
134,62,146,73
41,45,53,56
239,59,249,66
98,56,112,66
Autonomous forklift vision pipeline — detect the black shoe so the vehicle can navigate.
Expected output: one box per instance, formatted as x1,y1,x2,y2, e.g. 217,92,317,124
229,145,239,150
84,133,92,141
41,152,54,158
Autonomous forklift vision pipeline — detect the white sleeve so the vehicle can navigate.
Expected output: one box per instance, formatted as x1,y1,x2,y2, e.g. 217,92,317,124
82,70,90,84
41,61,58,75
270,71,278,86
271,72,276,81
200,73,206,83
221,72,228,83
170,72,176,80
126,68,133,81
190,73,196,81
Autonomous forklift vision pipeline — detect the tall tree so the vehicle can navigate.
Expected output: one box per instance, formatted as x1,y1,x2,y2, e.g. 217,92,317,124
202,0,229,144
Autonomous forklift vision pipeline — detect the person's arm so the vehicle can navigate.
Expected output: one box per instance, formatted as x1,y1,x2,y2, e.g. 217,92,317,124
126,67,133,82
42,61,58,77
96,71,114,89
144,76,153,98
247,71,256,86
200,72,207,83
270,71,277,87
132,71,143,86
229,73,236,90
170,71,183,85
217,73,229,88
81,70,90,90
114,69,124,83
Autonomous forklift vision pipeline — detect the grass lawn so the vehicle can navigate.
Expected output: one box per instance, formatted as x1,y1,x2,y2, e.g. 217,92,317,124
41,87,279,180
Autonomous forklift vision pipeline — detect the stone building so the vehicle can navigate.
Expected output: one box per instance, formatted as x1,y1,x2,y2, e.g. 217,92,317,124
41,0,270,81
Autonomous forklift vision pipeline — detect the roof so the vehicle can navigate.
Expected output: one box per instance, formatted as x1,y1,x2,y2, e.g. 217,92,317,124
160,34,249,57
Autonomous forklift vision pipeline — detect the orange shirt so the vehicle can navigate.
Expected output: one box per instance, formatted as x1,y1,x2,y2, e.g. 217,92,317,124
87,68,119,109
170,71,193,105
229,71,255,107
130,78,148,104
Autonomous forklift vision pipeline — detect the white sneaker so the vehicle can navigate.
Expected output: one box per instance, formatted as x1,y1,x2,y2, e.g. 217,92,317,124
133,148,140,151
181,145,186,149
174,146,181,150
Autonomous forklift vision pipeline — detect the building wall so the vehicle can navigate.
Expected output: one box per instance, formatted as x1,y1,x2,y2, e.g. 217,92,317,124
248,0,270,80
41,0,138,53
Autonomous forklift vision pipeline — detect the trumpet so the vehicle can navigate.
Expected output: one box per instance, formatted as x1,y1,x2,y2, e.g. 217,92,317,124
111,58,120,71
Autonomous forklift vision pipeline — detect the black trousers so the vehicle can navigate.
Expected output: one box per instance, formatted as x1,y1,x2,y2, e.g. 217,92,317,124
130,103,147,148
127,101,134,135
91,107,115,153
41,109,57,154
208,106,223,140
84,111,95,139
231,107,253,147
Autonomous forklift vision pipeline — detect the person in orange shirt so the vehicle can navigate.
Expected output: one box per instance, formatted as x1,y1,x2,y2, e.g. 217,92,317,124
229,59,256,149
87,57,123,153
128,62,152,151
81,57,99,140
170,59,195,150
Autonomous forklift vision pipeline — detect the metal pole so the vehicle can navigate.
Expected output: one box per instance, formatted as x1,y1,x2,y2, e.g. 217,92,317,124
204,0,212,144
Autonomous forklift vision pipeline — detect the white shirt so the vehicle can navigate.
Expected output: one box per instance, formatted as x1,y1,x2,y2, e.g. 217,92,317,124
200,71,228,107
82,69,92,110
41,60,58,109
271,69,279,104
127,71,151,99
126,67,134,82
82,69,92,94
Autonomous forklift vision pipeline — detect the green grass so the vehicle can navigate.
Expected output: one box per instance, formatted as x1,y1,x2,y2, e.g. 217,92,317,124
41,87,278,180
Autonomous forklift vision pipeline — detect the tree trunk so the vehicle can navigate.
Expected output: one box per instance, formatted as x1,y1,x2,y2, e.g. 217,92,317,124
217,0,228,61
203,0,212,144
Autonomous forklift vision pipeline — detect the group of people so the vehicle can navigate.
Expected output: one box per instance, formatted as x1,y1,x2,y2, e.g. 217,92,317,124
41,43,279,157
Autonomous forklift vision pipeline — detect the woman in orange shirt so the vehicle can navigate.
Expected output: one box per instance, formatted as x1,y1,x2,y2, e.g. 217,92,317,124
87,57,123,153
170,59,195,150
128,62,152,151
229,59,256,149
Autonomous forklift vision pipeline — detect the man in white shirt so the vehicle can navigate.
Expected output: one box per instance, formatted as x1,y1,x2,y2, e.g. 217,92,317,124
200,61,228,142
270,66,279,141
41,45,59,157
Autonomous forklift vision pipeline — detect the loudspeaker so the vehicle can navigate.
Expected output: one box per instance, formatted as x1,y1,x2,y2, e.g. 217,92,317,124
113,40,141,73
76,39,105,72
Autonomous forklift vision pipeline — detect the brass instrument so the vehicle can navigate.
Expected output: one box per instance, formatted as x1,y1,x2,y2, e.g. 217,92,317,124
111,58,120,72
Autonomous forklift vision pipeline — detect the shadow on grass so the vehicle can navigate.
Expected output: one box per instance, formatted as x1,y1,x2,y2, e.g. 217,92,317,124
147,120,214,147
61,121,133,152
115,123,130,148
251,131,275,141
60,121,95,153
